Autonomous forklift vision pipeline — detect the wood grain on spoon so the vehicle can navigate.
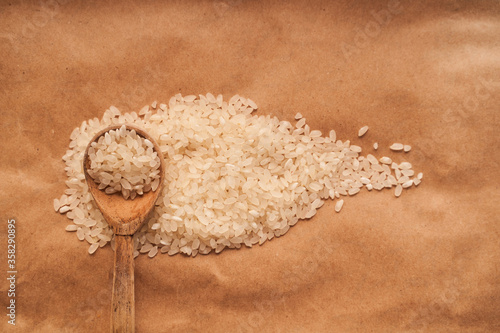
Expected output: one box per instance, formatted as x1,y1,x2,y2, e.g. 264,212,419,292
83,124,165,333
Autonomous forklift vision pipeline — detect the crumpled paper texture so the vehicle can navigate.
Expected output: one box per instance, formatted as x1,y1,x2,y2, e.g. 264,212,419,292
1,0,499,332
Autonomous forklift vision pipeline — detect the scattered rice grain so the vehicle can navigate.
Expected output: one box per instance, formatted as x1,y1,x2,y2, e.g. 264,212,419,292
390,143,404,151
358,126,369,137
335,199,344,212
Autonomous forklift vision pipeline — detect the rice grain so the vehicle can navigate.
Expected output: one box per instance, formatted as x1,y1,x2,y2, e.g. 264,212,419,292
335,199,344,212
390,143,404,151
358,126,369,137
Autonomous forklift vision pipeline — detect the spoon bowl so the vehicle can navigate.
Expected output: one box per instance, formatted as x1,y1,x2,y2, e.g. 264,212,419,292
83,124,165,235
83,124,164,333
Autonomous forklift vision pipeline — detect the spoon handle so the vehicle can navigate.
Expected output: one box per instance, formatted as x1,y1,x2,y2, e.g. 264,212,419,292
111,235,135,333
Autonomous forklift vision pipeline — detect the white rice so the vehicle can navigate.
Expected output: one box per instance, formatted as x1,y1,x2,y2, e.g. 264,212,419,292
379,157,392,165
395,184,403,197
390,143,404,151
56,93,423,257
86,125,161,200
358,126,369,137
334,199,344,213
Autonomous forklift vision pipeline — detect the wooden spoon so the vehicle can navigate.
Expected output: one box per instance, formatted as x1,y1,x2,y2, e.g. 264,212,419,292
83,124,165,333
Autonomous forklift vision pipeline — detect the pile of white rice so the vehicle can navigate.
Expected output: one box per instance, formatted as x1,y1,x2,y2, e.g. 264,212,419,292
54,93,422,257
87,126,161,200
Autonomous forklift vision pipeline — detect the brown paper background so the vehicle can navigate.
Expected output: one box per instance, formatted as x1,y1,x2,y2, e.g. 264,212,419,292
1,0,499,332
